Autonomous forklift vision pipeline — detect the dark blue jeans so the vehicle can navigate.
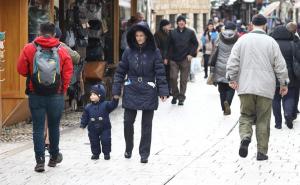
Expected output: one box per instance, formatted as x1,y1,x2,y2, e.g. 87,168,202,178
294,87,299,115
218,82,235,111
272,87,296,126
29,94,64,159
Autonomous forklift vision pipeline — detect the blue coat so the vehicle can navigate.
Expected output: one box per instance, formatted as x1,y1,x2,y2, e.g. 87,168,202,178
112,23,169,110
80,84,119,130
80,99,118,130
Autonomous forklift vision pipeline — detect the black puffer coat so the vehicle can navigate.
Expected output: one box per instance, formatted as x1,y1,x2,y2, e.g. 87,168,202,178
270,25,299,87
112,23,169,110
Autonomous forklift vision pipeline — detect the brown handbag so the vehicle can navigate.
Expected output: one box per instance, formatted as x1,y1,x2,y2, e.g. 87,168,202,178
83,61,106,81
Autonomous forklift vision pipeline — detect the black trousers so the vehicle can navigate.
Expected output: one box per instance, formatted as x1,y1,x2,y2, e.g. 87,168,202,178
218,82,235,111
124,108,154,159
203,54,211,76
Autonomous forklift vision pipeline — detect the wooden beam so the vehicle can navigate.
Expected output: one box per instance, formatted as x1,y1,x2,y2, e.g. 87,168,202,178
131,0,137,17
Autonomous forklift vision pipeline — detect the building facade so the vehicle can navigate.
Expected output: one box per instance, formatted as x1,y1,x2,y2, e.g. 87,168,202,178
151,0,211,33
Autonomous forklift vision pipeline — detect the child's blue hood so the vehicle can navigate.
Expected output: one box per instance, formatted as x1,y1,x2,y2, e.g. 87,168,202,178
90,84,106,102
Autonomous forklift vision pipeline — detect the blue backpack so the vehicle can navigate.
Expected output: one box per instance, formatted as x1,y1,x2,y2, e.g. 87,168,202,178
31,43,61,95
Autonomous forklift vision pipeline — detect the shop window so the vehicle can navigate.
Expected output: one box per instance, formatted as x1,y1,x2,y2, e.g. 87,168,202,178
203,13,207,31
28,0,51,42
193,14,198,33
170,14,176,28
156,15,163,31
62,0,114,64
119,0,132,58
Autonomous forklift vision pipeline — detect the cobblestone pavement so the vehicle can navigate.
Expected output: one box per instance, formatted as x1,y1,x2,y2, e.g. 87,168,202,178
0,73,300,185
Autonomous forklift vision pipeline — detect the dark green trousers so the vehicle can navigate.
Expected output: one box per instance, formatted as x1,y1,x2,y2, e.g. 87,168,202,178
239,94,272,154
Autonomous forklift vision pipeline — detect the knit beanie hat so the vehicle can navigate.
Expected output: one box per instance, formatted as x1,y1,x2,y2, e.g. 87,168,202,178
176,15,186,23
225,21,237,30
160,19,170,29
252,14,267,26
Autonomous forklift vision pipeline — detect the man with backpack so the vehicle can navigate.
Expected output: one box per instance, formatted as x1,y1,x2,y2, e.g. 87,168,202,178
17,22,73,172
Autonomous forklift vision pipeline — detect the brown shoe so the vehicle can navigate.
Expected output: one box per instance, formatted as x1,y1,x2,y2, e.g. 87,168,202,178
223,101,231,115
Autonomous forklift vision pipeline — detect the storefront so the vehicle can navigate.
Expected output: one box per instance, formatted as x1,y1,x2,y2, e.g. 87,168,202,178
0,0,146,127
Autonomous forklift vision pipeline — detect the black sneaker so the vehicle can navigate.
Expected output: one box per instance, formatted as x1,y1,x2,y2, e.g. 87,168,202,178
239,137,251,158
178,100,184,106
171,98,177,104
275,124,282,129
140,158,148,163
48,153,63,167
124,151,132,159
286,121,293,129
34,157,45,173
104,154,110,160
91,155,99,160
257,152,268,161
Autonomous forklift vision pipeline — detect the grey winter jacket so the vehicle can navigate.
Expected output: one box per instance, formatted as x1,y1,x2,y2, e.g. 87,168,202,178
226,28,289,99
212,30,239,83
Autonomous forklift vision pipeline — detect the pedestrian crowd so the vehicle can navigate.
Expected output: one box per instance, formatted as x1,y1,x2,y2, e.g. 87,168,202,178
17,13,300,173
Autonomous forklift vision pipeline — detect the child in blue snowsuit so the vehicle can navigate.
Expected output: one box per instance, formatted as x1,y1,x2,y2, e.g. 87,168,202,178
80,84,119,160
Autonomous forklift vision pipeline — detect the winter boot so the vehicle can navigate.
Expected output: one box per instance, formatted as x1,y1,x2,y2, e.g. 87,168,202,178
178,100,184,106
124,151,132,159
223,101,231,115
239,137,251,158
257,152,268,161
104,154,110,160
171,98,177,104
91,155,99,160
140,157,148,163
48,153,63,167
285,120,293,129
34,156,45,173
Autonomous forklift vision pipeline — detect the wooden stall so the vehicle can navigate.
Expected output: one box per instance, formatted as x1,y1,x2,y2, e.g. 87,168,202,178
0,0,140,127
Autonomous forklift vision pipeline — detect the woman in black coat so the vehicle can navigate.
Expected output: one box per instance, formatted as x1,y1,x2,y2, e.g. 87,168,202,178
112,22,169,163
270,25,300,129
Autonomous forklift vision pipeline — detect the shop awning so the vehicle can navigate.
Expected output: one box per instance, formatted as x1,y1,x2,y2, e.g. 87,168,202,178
262,1,280,16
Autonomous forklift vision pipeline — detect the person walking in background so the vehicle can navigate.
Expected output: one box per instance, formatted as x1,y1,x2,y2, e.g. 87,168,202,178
17,22,73,172
80,84,119,160
168,15,199,106
270,25,300,129
286,22,300,120
112,22,169,163
154,19,172,94
201,21,218,78
209,21,239,115
227,14,289,161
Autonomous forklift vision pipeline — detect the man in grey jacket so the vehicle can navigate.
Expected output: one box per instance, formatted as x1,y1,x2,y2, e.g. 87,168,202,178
226,14,289,161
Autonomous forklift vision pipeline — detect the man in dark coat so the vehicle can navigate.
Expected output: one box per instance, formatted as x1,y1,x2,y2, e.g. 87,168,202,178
154,19,172,93
112,22,169,163
270,25,299,129
168,15,199,105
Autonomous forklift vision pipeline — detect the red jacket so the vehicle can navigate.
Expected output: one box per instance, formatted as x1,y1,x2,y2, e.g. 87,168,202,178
17,36,73,94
